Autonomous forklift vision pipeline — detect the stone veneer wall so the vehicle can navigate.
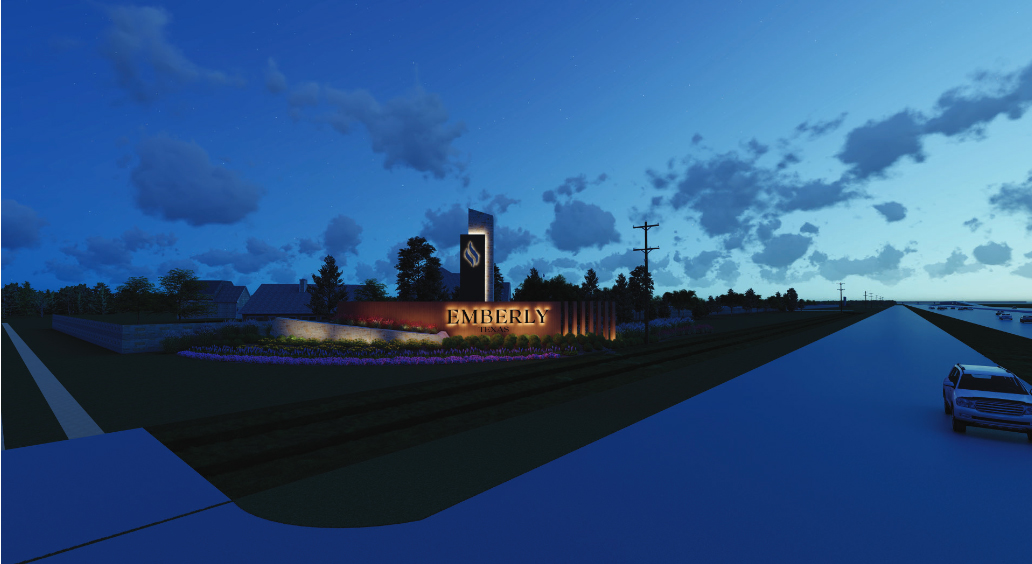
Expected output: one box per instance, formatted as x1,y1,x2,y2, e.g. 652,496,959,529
52,315,273,354
273,317,448,344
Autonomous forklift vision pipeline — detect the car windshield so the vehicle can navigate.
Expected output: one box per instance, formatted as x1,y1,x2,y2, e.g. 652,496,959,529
957,374,1028,395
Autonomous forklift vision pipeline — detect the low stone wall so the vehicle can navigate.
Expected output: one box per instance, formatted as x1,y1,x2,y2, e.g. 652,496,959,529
273,317,447,344
52,315,273,354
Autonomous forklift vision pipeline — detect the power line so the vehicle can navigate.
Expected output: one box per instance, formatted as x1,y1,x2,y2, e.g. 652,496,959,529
633,220,659,345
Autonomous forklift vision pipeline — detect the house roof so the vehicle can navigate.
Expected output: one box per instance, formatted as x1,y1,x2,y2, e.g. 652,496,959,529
214,285,247,303
239,284,314,315
195,280,230,297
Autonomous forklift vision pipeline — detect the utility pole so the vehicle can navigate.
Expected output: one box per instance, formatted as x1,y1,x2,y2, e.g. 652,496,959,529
633,220,659,345
837,282,845,312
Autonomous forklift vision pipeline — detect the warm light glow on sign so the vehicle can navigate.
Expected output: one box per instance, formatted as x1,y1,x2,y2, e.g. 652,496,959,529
445,303,553,334
463,241,481,268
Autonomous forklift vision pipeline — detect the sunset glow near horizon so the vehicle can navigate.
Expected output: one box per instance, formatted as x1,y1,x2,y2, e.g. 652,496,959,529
3,1,1031,302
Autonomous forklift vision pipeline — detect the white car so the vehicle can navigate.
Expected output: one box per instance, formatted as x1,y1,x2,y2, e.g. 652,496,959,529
1021,315,1032,323
943,364,1032,441
999,313,1013,320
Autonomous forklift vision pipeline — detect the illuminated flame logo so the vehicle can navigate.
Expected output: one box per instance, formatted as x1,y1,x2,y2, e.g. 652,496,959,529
464,241,481,268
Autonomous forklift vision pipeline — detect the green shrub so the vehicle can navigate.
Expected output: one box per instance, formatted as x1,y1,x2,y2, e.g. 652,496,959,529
582,341,594,352
528,334,541,348
477,335,491,349
490,333,505,349
503,334,518,349
370,338,389,349
542,334,554,347
516,334,530,348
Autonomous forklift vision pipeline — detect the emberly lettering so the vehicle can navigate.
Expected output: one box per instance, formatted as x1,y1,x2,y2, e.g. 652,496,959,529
462,310,476,324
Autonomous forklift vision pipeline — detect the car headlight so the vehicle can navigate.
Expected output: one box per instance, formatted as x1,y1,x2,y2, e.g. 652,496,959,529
955,397,974,408
1024,405,1032,416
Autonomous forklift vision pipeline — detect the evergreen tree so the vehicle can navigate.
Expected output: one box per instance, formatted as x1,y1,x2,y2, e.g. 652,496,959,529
628,265,654,314
611,273,633,323
354,278,389,301
493,265,507,301
116,277,157,324
309,255,349,317
28,289,54,318
513,268,547,301
743,288,758,312
92,283,115,315
395,237,448,301
581,268,600,299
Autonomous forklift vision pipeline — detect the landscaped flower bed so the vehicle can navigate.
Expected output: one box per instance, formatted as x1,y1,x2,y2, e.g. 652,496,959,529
329,314,439,334
178,350,564,365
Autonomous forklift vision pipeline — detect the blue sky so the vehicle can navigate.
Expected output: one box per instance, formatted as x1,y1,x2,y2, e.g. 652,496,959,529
3,0,1031,301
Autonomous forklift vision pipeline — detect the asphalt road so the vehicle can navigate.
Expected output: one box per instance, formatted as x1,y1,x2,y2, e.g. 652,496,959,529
3,305,1029,563
903,302,1032,339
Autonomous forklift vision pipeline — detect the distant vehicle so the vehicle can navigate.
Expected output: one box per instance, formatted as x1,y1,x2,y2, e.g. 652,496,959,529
937,306,947,310
929,306,935,309
943,364,1032,441
1020,315,1032,323
950,306,956,309
996,310,1004,316
1000,313,1013,320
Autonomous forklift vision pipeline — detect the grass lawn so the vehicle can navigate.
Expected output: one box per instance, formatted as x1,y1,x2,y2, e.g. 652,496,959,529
50,312,237,325
0,315,552,448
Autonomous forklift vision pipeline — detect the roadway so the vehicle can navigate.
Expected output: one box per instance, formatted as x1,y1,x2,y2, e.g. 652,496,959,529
2,305,1029,563
902,302,1032,339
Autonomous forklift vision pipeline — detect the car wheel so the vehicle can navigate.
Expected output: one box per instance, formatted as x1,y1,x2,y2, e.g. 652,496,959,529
944,398,952,415
952,416,966,433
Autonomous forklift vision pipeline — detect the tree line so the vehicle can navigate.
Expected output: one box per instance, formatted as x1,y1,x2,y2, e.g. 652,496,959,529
3,233,811,325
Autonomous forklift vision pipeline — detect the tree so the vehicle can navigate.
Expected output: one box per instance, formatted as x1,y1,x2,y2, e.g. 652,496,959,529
93,283,115,315
743,288,758,312
116,277,157,324
309,255,349,318
785,288,799,312
354,278,389,301
28,289,54,318
395,237,448,301
721,288,738,316
611,273,633,323
513,268,547,301
581,268,600,300
628,265,654,315
493,265,507,301
158,269,213,320
2,283,19,318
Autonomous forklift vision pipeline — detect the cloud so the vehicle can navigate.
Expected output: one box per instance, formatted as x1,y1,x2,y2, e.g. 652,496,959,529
677,249,724,280
923,250,984,278
131,134,265,226
794,112,847,139
288,81,320,108
836,61,1032,179
420,203,466,249
479,192,519,215
691,133,703,144
744,138,769,157
1012,262,1032,279
837,111,926,179
962,217,982,232
971,241,1012,265
120,226,176,252
873,201,907,222
755,218,782,242
494,226,538,263
988,171,1032,230
776,152,801,170
296,238,322,256
323,215,363,261
265,58,287,93
99,5,236,102
751,234,812,268
192,238,291,274
661,152,861,240
799,222,819,235
320,85,468,181
268,267,297,284
542,173,608,202
2,200,48,249
811,244,914,285
589,250,642,282
714,259,740,286
60,236,134,271
546,200,621,253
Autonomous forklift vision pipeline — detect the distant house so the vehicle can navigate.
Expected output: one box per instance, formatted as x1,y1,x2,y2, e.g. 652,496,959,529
239,279,364,321
184,280,250,320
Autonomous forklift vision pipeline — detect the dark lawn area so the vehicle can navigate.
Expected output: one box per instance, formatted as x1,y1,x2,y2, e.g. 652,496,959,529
1,315,547,449
51,312,237,325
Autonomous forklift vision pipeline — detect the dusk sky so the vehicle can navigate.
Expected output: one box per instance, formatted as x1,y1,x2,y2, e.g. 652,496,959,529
3,0,1031,301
